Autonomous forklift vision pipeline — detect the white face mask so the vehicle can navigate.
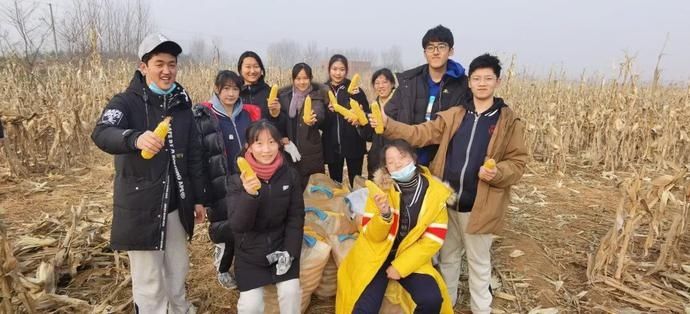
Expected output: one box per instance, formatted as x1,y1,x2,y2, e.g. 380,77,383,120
390,162,416,182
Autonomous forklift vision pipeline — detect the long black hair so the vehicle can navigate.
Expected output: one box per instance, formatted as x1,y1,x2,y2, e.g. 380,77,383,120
237,51,266,83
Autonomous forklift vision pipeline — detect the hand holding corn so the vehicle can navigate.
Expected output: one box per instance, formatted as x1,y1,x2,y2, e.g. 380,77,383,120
237,157,261,195
368,104,388,132
479,158,497,182
138,117,171,159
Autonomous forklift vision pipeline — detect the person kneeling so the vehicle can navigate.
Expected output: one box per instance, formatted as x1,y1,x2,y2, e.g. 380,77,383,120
336,140,455,314
226,121,305,313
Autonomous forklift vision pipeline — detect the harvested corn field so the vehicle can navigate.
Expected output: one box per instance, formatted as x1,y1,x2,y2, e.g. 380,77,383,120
0,57,689,314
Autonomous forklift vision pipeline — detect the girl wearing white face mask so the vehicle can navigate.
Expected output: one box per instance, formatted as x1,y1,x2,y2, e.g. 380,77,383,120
336,140,456,313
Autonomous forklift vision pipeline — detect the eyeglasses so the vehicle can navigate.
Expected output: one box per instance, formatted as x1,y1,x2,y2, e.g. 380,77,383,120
424,43,450,53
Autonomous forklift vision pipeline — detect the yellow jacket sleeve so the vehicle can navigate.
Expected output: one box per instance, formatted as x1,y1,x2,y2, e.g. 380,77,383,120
361,198,393,243
384,116,446,148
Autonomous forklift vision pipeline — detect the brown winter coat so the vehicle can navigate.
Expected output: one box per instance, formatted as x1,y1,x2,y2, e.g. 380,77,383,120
384,106,528,234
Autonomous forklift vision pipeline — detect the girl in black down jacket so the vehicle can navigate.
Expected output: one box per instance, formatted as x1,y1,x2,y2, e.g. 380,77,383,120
321,54,370,187
226,121,305,313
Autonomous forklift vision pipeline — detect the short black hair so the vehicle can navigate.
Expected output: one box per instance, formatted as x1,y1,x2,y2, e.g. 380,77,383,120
291,63,313,80
380,139,418,173
468,53,502,78
214,70,243,90
422,25,454,49
237,51,266,83
371,68,396,88
141,42,181,64
328,54,349,72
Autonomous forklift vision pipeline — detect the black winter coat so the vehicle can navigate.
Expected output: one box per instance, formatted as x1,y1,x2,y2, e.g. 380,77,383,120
277,83,326,178
91,71,206,251
321,79,369,162
384,64,470,125
241,81,289,138
192,102,261,243
227,162,305,291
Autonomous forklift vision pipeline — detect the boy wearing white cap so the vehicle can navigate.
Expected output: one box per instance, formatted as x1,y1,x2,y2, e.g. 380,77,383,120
92,33,207,314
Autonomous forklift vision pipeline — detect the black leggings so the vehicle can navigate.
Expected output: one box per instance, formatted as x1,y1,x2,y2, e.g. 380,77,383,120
327,155,363,188
353,260,443,313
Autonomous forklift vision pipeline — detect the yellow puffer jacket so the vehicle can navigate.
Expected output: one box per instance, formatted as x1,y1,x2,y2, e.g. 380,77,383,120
336,167,454,313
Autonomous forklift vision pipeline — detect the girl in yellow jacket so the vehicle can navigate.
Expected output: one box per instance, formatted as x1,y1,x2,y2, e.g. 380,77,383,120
336,139,455,313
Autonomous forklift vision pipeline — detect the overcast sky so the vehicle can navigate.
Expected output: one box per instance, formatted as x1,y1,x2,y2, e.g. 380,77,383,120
7,0,690,81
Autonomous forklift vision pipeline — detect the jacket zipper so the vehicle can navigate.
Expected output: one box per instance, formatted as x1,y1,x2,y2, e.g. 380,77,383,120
437,80,445,113
333,85,343,148
457,113,480,209
230,114,243,152
158,93,171,250
159,161,171,250
266,181,276,279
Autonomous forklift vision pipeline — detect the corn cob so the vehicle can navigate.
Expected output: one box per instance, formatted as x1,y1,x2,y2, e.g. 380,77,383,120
370,101,384,134
303,95,312,124
267,84,279,117
329,90,358,121
237,157,258,194
365,180,384,198
483,158,496,170
348,73,361,94
349,98,369,126
141,116,171,159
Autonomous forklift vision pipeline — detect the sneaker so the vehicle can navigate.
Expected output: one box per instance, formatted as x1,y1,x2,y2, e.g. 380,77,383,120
217,271,237,290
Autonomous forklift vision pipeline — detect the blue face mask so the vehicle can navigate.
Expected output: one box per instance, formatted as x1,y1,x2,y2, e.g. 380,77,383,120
390,162,417,182
148,82,177,96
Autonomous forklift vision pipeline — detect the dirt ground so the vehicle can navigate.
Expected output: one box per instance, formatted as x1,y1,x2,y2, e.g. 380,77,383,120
1,151,687,313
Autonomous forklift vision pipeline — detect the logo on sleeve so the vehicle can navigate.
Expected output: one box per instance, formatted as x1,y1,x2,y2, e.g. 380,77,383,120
283,185,289,191
101,109,124,125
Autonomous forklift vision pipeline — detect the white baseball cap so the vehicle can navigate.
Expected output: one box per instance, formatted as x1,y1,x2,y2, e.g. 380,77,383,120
137,33,182,61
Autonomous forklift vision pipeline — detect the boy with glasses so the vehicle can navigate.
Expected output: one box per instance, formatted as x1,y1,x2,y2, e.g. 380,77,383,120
384,25,470,166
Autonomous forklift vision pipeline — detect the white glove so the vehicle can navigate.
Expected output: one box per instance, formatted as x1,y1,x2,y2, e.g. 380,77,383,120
266,251,293,275
284,141,301,163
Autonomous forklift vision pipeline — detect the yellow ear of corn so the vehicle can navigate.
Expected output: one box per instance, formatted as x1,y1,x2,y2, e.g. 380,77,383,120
365,180,384,198
483,158,496,170
302,95,312,124
329,91,358,121
370,101,384,134
237,157,258,194
349,99,368,126
328,90,338,105
267,84,279,117
267,84,278,103
348,73,361,94
141,116,171,159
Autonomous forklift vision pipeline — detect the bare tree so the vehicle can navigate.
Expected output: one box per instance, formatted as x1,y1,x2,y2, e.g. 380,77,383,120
59,0,154,58
380,45,403,71
267,39,301,69
303,41,320,64
1,0,51,69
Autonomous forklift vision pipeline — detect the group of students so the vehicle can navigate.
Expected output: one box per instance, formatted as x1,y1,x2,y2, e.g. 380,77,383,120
91,24,527,314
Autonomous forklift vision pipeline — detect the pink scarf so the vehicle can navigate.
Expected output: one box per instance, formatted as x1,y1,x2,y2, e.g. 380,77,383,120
244,151,284,181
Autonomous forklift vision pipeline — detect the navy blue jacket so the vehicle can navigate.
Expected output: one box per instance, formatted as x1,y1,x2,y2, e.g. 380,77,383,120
444,98,506,212
193,100,261,243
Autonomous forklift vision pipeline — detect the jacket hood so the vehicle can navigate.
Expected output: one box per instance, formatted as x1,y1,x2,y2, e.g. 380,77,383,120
399,59,466,81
